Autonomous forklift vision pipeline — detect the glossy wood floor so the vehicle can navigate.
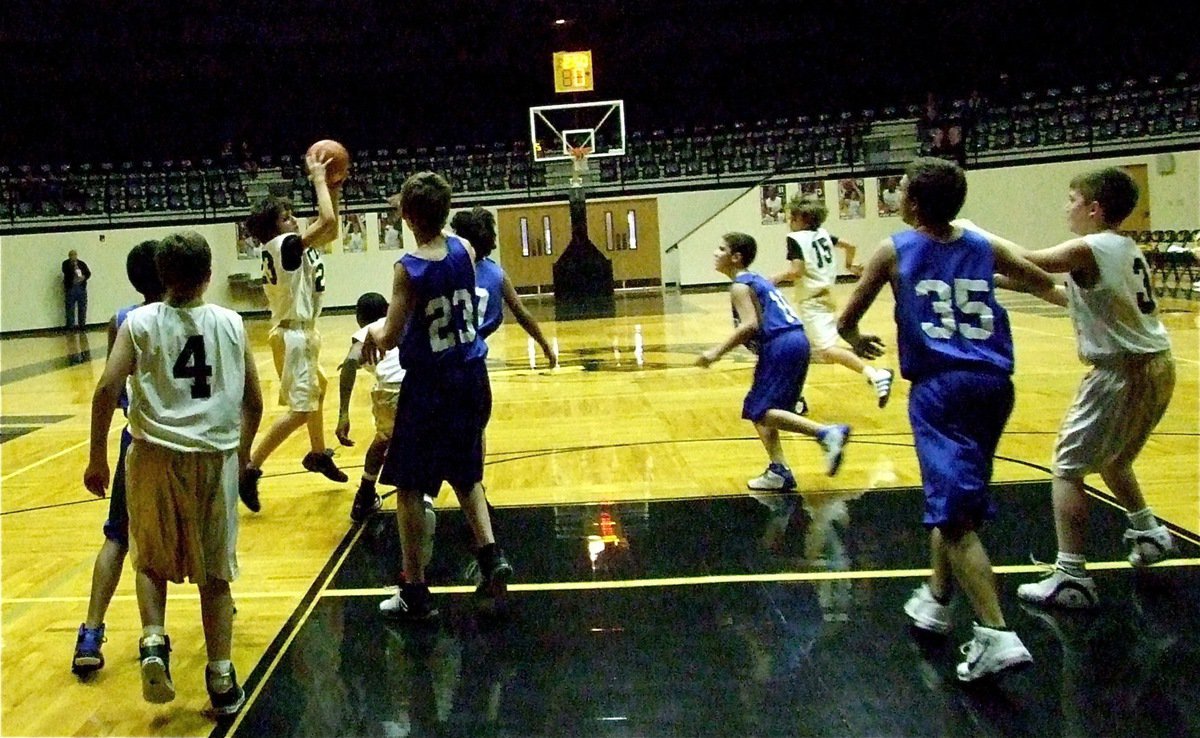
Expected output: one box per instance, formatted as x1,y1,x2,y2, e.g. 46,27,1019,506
1,284,1197,737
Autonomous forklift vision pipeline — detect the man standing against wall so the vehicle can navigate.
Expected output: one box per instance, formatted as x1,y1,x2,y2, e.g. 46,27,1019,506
63,249,92,330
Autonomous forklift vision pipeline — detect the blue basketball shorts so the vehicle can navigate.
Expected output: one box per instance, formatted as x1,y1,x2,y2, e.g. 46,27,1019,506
380,359,491,497
742,329,810,423
908,370,1013,530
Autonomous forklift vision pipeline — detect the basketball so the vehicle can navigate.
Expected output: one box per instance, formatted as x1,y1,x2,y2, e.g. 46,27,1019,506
306,139,350,186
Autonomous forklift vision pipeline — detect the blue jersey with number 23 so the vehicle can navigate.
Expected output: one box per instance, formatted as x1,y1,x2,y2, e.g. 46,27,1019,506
397,235,489,370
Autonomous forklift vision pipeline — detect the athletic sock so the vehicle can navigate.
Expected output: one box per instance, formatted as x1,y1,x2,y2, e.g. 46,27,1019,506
1055,551,1088,578
1127,507,1158,531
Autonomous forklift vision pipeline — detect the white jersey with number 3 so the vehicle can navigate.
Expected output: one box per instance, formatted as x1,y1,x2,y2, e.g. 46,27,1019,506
1067,232,1171,362
125,302,247,452
261,233,324,324
786,228,838,300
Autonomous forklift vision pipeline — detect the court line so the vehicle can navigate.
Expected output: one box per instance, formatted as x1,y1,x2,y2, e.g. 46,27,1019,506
7,557,1198,606
314,557,1200,597
1,437,91,483
1010,321,1200,366
216,522,366,738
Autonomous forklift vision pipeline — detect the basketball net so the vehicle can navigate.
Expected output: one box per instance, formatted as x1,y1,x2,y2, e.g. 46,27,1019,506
569,145,592,187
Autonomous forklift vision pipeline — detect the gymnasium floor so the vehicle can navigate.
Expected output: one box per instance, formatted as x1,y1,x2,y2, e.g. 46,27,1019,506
2,285,1198,737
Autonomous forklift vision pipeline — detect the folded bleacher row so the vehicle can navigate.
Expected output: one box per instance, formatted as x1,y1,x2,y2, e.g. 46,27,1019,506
2,72,1197,224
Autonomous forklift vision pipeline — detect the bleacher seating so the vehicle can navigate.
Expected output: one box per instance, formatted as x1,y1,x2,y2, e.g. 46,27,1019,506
1,71,1198,228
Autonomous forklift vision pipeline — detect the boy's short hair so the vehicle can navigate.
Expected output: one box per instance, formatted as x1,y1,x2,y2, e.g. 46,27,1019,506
904,157,967,225
355,292,388,328
724,232,758,267
449,207,497,259
126,240,163,299
1069,167,1138,226
245,195,293,244
397,172,452,241
156,231,211,295
787,196,828,228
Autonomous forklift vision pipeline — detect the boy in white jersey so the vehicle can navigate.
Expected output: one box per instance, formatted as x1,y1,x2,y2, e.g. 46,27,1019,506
240,151,346,511
983,167,1176,608
771,198,894,410
84,231,263,716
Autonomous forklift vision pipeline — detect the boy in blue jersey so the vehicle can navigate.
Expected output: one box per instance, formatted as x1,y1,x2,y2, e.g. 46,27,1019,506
362,172,511,621
450,207,556,364
838,157,1053,681
73,240,164,676
696,232,851,489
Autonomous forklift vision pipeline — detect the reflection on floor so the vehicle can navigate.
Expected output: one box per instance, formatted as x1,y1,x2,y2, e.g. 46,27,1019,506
226,482,1200,737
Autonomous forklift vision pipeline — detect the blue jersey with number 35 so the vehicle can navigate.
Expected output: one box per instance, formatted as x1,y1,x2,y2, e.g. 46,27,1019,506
397,236,488,369
732,272,804,353
893,229,1013,381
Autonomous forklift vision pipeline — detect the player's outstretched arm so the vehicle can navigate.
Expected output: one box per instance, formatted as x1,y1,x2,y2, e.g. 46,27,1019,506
84,322,135,497
697,284,758,367
364,263,415,364
837,239,895,360
501,273,557,367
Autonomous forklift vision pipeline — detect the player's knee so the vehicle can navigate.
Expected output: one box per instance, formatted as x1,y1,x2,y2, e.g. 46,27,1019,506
935,521,974,543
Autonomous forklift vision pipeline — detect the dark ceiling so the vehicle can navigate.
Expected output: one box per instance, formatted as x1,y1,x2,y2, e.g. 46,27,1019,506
2,0,1197,164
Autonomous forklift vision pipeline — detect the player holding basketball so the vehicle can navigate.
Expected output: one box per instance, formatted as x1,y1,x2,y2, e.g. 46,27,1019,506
695,232,852,491
362,172,512,621
240,150,345,510
966,167,1177,608
771,197,893,410
838,157,1052,681
84,231,263,715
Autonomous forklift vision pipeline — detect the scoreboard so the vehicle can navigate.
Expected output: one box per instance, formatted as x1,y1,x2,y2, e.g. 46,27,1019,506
553,50,594,93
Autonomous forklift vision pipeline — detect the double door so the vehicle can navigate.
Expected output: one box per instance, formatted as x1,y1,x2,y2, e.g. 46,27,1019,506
496,197,661,293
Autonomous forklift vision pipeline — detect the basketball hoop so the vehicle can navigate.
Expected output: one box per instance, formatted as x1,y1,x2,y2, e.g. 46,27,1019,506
568,145,592,187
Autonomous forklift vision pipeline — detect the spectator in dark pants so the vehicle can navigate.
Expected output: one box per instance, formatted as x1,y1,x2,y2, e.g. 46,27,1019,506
62,249,91,330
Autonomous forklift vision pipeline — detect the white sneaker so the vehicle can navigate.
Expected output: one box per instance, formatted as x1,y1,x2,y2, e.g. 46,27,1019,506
1017,567,1098,609
956,623,1033,681
747,463,796,491
817,425,851,476
1125,525,1174,567
870,369,895,408
904,584,952,634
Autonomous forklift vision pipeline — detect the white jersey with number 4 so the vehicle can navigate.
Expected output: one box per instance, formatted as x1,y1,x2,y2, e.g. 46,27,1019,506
1067,232,1171,362
786,228,838,300
125,302,247,453
261,233,324,325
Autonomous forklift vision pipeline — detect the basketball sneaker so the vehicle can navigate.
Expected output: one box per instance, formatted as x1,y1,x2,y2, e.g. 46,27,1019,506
903,584,952,635
349,489,382,524
238,467,262,513
1124,525,1174,567
476,545,513,599
1017,567,1099,609
955,623,1032,682
139,634,175,704
72,623,106,676
303,449,348,483
205,665,246,717
747,463,797,491
870,369,895,408
380,582,438,622
817,424,851,476
795,396,810,415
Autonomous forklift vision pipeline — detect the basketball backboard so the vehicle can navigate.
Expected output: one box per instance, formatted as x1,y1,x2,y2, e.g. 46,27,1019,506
529,99,626,163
